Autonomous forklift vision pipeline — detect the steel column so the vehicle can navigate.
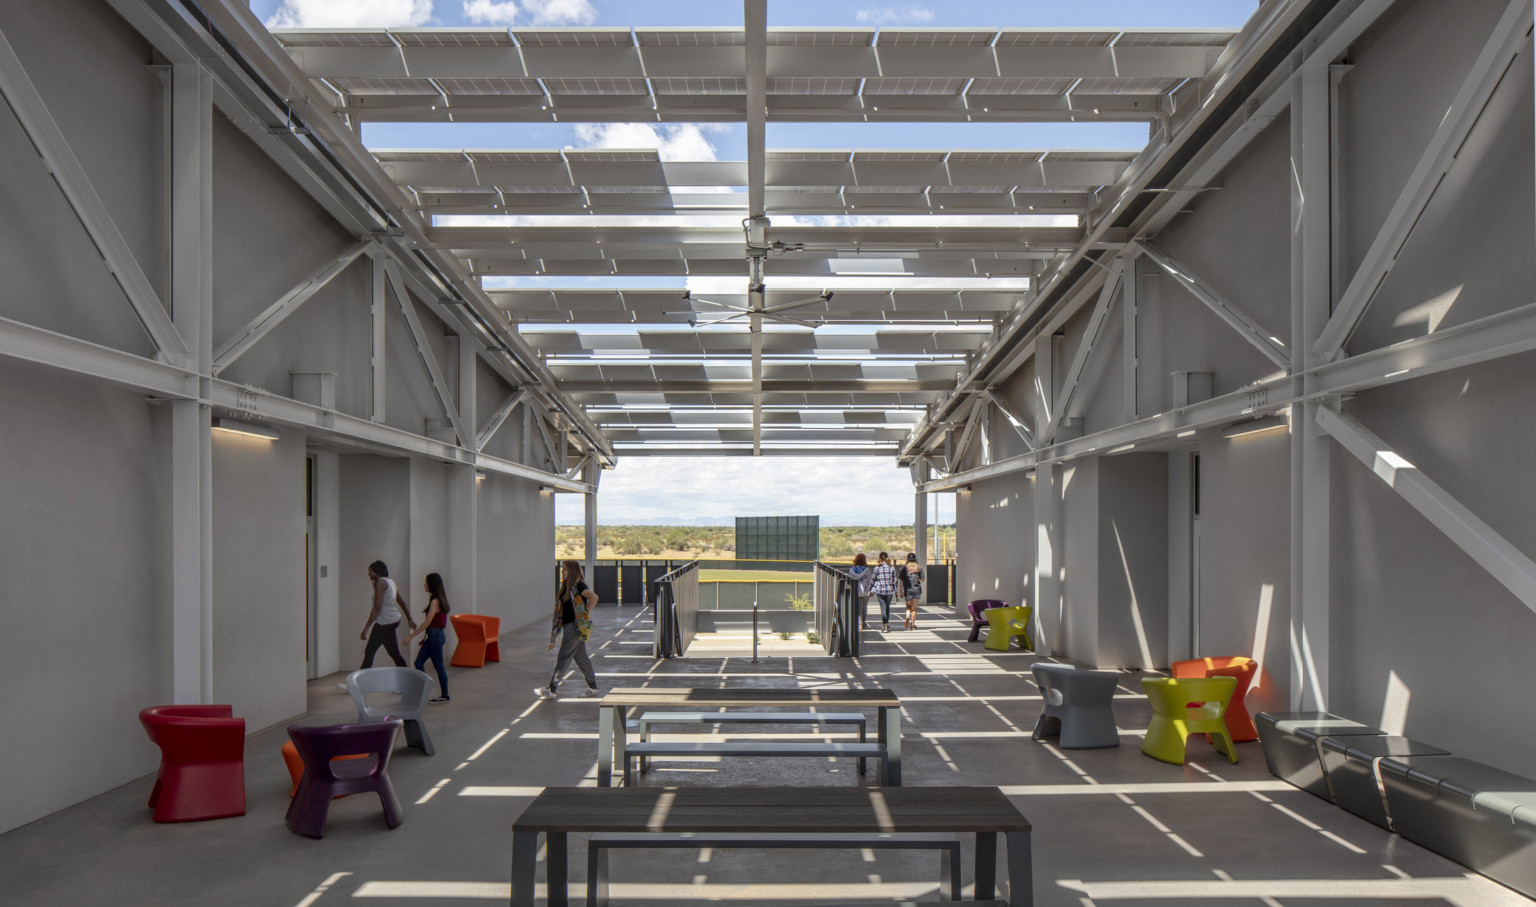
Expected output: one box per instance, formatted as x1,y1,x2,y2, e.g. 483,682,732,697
169,62,214,704
450,336,479,611
914,460,930,566
370,256,386,422
1032,336,1058,654
1290,62,1333,711
584,459,601,586
1122,254,1139,422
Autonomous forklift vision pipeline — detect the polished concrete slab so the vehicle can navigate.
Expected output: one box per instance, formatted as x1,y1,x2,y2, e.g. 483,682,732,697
1,605,1528,906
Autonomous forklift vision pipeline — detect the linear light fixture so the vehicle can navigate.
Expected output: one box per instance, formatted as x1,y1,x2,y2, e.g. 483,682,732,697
1222,416,1288,440
211,417,279,440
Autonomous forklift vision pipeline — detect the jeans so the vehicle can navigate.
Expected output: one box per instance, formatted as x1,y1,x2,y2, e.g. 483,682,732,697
857,595,870,627
414,626,448,697
361,621,405,668
549,621,596,691
875,594,894,624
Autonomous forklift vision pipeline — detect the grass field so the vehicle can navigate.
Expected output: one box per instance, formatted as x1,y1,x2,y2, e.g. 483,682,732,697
697,569,811,582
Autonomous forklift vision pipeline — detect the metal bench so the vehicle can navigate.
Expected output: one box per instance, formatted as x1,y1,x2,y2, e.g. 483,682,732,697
622,740,888,786
586,831,962,907
635,710,869,773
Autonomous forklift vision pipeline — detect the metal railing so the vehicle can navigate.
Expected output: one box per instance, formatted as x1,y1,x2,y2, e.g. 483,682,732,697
651,560,699,658
813,561,860,657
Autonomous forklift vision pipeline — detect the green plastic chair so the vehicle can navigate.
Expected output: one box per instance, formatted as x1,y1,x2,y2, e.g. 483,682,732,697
1140,675,1239,765
984,605,1033,651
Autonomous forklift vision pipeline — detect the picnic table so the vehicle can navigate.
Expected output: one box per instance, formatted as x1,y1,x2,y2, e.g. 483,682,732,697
595,686,904,786
510,785,1033,906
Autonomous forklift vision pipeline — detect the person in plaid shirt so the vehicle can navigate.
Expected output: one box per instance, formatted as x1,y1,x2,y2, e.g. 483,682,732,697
869,552,900,632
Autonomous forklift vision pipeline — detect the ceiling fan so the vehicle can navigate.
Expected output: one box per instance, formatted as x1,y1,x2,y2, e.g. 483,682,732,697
664,289,836,329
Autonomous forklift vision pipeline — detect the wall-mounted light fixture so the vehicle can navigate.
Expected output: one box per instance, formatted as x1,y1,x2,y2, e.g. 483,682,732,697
1222,416,1288,440
538,484,554,493
211,417,279,440
475,470,488,482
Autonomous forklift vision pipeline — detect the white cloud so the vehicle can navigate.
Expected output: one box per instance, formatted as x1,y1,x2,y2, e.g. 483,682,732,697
570,123,721,162
462,0,518,24
854,5,935,25
522,0,597,25
267,0,433,28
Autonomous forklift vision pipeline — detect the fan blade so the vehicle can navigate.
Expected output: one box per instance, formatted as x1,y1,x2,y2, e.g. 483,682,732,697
691,313,750,328
761,312,823,329
683,297,749,312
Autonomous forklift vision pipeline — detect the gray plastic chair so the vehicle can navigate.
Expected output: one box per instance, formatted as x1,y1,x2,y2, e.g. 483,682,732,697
347,667,435,756
1031,663,1122,749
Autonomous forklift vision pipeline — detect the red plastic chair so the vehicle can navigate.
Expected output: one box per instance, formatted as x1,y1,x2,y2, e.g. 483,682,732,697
1171,657,1259,743
449,614,501,667
138,705,246,823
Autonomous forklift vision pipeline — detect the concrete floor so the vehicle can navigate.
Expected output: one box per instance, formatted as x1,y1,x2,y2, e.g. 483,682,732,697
2,605,1529,906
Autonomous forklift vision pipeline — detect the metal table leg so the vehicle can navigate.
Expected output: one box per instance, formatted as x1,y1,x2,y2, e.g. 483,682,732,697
1005,830,1033,907
511,830,539,906
597,705,614,787
879,706,902,786
974,830,997,901
547,831,568,907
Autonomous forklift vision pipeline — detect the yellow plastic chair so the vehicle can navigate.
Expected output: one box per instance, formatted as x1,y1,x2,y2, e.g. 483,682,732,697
984,605,1033,651
1140,675,1239,765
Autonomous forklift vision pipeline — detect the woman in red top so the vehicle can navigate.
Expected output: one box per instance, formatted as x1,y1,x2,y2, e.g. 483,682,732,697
404,572,452,702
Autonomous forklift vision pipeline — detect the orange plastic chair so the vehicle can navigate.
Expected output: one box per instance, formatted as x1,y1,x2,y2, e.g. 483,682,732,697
281,740,370,798
449,614,501,667
1172,656,1259,743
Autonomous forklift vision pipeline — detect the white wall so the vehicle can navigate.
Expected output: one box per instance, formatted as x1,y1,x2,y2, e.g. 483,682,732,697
210,431,308,731
0,363,170,833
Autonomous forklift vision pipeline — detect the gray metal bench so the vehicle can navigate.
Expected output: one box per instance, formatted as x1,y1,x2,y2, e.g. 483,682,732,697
623,740,888,786
586,831,962,907
636,710,869,773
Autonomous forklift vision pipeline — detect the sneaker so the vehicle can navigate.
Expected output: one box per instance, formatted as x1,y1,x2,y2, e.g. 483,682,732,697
534,687,556,699
430,696,450,703
580,687,602,698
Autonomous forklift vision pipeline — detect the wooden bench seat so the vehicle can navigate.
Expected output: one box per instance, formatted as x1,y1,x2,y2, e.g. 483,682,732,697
587,831,961,907
636,710,869,773
623,740,888,786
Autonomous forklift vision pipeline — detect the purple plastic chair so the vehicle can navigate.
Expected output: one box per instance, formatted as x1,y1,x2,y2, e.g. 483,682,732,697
968,600,1007,642
285,719,404,839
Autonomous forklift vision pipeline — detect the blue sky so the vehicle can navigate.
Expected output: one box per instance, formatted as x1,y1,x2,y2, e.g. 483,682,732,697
253,0,1256,525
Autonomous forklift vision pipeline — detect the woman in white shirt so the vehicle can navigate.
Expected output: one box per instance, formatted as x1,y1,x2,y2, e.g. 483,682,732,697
360,560,415,668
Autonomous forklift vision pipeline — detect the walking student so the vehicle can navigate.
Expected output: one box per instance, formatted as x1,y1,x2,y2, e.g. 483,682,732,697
869,551,899,632
359,560,414,668
537,559,600,699
849,552,872,630
901,553,926,630
403,572,451,703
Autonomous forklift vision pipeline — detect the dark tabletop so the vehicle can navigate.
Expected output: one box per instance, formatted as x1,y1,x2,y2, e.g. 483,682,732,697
598,686,900,708
512,786,1029,834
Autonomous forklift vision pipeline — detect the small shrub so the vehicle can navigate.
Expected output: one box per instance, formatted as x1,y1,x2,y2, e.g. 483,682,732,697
786,592,814,611
778,631,792,640
806,631,820,645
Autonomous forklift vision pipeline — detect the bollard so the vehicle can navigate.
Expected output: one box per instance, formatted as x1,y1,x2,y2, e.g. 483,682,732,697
751,602,759,663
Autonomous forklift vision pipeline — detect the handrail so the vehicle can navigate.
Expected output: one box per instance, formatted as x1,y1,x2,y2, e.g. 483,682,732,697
813,561,859,657
651,560,699,658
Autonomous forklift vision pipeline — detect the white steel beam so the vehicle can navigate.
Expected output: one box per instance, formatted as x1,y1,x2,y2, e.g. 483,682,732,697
169,61,214,704
583,458,600,583
370,256,386,422
1315,0,1533,359
477,388,529,451
951,397,986,470
1134,241,1291,370
1122,254,1139,422
1290,62,1334,712
213,240,371,373
1032,334,1058,654
384,262,466,445
534,410,559,470
1048,259,1123,444
985,390,1035,451
1318,406,1536,615
0,24,189,362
